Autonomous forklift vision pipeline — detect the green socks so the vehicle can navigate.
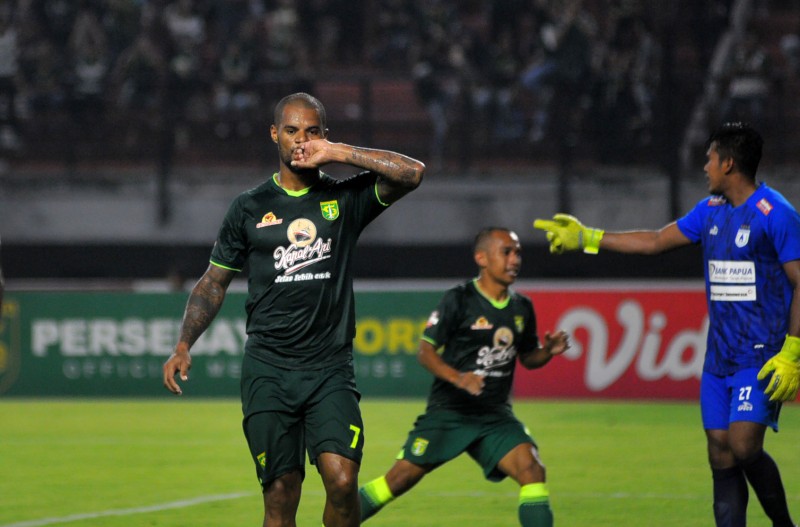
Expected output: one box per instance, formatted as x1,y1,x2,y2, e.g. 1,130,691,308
359,476,395,522
360,477,552,526
518,482,553,527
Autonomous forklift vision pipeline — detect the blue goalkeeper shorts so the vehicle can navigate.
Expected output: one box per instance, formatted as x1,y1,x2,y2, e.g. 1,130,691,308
700,368,781,432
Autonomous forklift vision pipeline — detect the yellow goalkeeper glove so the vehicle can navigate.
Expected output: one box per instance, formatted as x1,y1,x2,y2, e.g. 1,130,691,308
757,335,800,403
533,214,605,254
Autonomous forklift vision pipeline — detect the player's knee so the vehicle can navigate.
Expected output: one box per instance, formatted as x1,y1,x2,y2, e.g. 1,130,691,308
706,434,734,468
324,471,359,504
264,472,301,502
730,441,762,465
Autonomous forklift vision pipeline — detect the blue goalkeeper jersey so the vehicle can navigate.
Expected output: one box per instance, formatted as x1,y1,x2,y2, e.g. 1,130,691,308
676,182,800,376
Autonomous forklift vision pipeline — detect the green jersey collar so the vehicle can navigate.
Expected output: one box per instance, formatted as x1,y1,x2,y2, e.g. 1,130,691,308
272,173,314,197
472,279,511,309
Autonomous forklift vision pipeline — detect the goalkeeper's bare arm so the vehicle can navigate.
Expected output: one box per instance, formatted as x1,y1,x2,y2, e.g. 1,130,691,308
533,215,691,255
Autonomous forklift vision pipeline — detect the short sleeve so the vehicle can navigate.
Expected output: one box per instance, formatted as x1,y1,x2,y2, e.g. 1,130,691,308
209,195,247,271
422,287,463,348
676,198,709,244
767,203,800,264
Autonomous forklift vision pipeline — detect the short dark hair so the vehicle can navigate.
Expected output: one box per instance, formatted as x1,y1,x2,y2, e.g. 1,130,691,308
273,92,327,130
706,122,763,179
474,227,511,253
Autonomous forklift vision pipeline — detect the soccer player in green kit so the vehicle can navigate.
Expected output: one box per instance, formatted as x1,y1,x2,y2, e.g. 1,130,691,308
162,92,424,527
359,227,569,527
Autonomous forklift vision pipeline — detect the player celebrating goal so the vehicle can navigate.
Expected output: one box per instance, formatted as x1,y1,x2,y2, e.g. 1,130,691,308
163,92,424,527
359,227,569,527
534,122,799,527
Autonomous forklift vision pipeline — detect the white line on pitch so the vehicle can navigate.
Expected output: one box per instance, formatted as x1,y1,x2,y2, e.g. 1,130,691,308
5,488,795,527
0,492,256,527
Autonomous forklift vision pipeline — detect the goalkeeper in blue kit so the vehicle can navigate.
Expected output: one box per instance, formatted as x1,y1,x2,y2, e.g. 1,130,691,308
359,227,569,527
534,122,799,527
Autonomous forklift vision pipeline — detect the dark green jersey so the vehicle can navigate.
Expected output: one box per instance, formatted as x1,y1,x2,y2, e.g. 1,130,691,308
211,172,388,369
421,280,539,412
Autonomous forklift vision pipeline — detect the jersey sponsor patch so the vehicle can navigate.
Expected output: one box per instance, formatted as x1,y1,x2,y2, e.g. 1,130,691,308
756,198,773,215
426,310,440,328
475,326,517,376
470,316,493,330
256,212,283,228
288,218,317,246
493,327,514,348
709,285,756,301
708,260,755,284
708,196,727,207
274,218,333,275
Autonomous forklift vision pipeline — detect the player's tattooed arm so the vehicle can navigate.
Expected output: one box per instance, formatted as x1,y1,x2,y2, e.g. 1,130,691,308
163,265,235,394
346,147,424,204
290,140,424,203
178,264,235,348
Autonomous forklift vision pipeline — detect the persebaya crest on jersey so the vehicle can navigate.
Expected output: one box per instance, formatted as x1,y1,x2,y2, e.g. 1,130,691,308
273,218,332,275
411,437,429,456
320,200,339,220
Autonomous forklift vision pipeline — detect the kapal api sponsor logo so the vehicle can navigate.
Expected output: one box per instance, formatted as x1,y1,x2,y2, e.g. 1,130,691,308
274,218,332,275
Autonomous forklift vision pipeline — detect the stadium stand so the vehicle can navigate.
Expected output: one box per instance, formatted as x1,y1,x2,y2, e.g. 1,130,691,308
1,0,799,281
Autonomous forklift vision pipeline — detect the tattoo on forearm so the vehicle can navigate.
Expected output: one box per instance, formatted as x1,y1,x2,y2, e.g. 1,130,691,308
349,148,420,187
180,275,225,347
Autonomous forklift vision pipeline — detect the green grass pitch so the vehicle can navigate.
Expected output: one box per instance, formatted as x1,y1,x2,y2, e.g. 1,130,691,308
1,398,797,527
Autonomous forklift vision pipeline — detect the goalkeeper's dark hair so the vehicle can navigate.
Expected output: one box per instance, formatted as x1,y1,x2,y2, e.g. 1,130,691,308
474,227,512,253
273,92,328,131
706,122,763,180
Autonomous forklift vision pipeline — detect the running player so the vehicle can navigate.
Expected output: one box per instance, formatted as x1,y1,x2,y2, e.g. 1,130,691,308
359,227,569,527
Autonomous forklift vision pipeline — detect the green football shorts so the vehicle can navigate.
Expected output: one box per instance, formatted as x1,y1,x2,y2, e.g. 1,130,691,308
241,355,364,488
398,408,535,482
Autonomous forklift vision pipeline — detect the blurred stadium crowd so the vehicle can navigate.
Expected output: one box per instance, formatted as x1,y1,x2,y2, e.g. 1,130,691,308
1,0,799,174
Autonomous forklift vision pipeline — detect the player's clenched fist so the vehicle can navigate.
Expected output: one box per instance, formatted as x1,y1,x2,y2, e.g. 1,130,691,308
533,214,604,254
758,335,800,402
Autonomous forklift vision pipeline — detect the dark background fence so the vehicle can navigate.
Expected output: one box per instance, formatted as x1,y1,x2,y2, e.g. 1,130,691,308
1,0,799,282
